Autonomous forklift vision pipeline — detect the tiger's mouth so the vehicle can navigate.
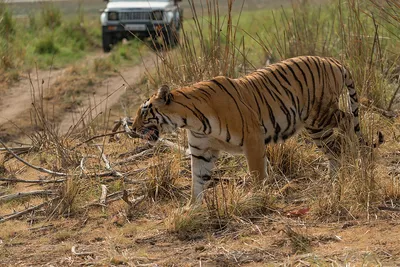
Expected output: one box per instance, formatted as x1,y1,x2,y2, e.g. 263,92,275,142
140,126,160,142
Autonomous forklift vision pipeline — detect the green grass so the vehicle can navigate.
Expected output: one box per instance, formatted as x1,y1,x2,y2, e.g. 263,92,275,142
0,2,101,75
0,0,154,88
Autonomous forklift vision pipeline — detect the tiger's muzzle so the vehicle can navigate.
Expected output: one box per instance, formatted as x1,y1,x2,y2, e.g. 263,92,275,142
138,126,160,142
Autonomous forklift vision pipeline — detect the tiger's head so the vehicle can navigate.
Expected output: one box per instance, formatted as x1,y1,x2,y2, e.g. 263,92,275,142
132,85,176,142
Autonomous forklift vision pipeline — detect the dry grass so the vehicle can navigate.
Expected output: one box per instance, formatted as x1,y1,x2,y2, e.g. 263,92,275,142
0,0,399,265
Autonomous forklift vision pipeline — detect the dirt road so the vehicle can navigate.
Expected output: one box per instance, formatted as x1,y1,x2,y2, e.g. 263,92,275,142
0,68,64,126
58,54,157,134
0,52,157,137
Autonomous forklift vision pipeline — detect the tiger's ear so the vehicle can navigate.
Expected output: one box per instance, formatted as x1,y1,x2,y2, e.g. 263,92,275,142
156,85,172,105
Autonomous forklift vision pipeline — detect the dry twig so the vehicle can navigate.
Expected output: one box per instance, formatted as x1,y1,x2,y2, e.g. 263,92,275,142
0,190,55,203
71,245,95,256
99,185,108,206
0,146,33,152
118,143,153,158
0,139,68,177
96,145,124,178
122,190,145,208
115,148,155,165
0,197,60,223
378,206,400,212
82,189,136,208
0,177,66,184
71,130,126,150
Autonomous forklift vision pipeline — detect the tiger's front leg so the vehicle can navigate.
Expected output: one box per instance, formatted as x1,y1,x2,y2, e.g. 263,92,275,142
188,133,219,204
189,148,219,204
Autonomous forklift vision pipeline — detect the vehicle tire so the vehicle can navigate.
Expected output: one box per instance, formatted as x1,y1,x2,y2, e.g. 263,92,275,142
102,31,112,53
171,30,180,47
164,25,180,47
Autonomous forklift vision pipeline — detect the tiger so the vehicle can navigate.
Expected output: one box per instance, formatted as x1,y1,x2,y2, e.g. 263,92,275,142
131,56,383,204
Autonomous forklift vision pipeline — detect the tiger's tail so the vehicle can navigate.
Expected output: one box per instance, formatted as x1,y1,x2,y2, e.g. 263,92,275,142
344,68,384,147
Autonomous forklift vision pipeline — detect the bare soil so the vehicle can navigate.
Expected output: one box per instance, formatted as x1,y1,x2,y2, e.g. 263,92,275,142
0,68,64,127
0,50,156,141
57,54,157,135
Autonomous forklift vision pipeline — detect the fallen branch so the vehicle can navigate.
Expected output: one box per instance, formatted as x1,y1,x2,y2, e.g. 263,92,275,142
377,206,400,212
79,156,87,175
0,190,56,203
71,130,126,150
85,171,120,178
0,197,60,223
122,190,145,208
0,146,32,152
121,117,136,137
361,103,398,118
99,185,108,206
0,139,68,177
118,143,153,158
71,245,95,256
0,146,32,161
97,146,123,178
82,189,135,208
159,138,190,156
115,148,155,165
110,117,140,139
0,177,66,184
29,224,54,232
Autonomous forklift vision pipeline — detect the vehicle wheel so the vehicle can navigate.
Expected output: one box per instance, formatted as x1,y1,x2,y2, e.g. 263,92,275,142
171,30,180,46
164,27,180,47
102,31,112,53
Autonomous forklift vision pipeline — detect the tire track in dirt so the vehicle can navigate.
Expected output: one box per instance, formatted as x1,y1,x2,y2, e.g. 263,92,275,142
58,53,157,135
0,52,157,137
0,68,64,126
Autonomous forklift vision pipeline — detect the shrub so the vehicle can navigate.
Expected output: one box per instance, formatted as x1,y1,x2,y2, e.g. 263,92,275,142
0,5,15,39
41,2,62,29
35,34,59,54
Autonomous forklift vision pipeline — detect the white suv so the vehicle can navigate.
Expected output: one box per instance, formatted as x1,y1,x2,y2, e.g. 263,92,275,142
100,0,182,52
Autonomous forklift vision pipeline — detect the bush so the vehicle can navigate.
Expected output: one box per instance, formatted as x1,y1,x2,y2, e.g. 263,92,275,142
35,35,59,54
41,2,62,29
61,22,88,50
0,6,15,39
0,4,15,70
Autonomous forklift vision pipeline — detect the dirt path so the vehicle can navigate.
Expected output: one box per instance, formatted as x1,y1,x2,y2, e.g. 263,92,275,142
0,68,64,126
58,54,157,134
0,52,157,136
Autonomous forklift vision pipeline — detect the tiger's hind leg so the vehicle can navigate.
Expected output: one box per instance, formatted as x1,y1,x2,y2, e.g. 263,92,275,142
243,136,267,184
305,109,355,179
